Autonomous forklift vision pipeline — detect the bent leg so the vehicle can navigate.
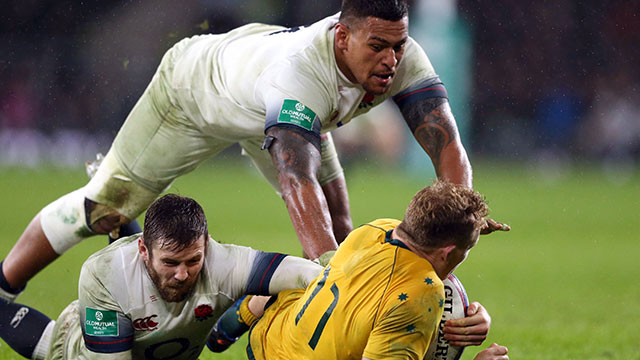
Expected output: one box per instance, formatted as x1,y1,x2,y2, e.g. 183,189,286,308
2,185,94,292
1,152,159,294
2,215,58,293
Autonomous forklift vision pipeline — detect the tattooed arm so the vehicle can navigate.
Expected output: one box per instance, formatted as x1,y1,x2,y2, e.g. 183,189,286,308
398,97,472,188
265,126,339,259
397,94,510,234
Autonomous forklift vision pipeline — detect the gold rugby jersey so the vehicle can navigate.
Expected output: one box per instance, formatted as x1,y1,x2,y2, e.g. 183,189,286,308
248,219,445,360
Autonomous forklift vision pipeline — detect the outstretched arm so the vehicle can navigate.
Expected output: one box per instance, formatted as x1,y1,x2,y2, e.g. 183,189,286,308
265,126,339,260
395,83,509,234
396,96,472,188
321,176,352,244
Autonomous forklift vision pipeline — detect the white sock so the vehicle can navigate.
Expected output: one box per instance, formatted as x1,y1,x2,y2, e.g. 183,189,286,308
31,320,55,360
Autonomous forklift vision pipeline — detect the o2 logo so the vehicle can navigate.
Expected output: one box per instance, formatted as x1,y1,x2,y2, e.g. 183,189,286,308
144,338,200,360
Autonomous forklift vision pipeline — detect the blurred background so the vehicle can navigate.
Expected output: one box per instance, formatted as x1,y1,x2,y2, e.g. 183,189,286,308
1,0,638,176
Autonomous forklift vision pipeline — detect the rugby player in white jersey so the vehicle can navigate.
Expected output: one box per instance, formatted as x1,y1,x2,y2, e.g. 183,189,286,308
0,0,508,303
0,194,323,359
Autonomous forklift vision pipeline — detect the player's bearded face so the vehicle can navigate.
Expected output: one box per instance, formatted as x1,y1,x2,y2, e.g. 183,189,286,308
143,236,206,302
339,16,408,95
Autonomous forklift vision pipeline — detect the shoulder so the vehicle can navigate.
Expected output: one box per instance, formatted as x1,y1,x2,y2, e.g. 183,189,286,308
82,235,139,276
350,219,401,238
257,15,340,114
391,36,438,95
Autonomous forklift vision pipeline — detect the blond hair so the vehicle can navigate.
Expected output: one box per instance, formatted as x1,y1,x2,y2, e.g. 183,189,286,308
396,180,488,249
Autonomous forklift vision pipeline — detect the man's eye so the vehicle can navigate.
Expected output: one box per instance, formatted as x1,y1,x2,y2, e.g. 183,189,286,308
370,44,382,52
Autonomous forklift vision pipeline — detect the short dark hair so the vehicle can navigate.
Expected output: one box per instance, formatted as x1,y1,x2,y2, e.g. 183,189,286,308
143,194,208,256
339,0,409,26
396,180,488,249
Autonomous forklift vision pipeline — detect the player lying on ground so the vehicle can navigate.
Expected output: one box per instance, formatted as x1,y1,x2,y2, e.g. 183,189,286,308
0,0,509,303
0,194,323,360
212,180,509,359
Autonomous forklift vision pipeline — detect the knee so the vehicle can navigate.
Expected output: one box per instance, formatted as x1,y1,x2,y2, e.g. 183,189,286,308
84,199,130,235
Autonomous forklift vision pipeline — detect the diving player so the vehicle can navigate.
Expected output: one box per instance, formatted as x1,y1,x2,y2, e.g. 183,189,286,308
0,194,322,359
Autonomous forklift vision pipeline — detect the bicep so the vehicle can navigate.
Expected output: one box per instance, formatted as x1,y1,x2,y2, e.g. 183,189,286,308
396,97,460,162
78,268,134,354
244,251,322,295
265,125,321,167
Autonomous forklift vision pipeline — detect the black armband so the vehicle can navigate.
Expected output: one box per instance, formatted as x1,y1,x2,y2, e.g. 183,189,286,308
393,77,449,109
263,124,321,153
244,252,288,295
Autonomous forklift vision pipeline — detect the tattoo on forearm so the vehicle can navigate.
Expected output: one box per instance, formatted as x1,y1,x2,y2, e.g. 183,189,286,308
268,127,319,184
399,98,457,165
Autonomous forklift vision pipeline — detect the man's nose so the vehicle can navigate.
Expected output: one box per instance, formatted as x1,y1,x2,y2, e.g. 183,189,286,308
381,48,398,69
174,264,189,281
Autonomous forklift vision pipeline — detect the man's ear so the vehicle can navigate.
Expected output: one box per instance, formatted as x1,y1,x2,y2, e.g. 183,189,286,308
439,244,457,262
334,23,350,51
138,237,150,262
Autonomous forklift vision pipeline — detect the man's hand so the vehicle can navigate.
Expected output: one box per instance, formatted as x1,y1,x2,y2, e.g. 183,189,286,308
481,218,510,235
473,343,509,360
442,302,490,346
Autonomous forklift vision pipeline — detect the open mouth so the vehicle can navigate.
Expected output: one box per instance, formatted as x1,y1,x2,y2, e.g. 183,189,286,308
373,73,393,85
374,73,393,80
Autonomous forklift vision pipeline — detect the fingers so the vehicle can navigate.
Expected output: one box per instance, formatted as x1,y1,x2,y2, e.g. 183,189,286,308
444,334,487,346
481,218,511,235
487,343,509,355
443,302,490,346
473,343,509,360
467,302,479,315
445,302,490,328
442,321,489,346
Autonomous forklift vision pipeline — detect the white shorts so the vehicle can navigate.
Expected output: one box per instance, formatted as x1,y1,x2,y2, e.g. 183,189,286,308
84,38,343,219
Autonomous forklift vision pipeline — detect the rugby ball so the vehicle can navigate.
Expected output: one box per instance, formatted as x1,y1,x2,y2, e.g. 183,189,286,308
424,273,469,360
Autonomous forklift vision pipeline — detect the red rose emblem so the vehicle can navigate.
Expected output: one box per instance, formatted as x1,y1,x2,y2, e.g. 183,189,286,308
362,93,375,103
194,304,214,321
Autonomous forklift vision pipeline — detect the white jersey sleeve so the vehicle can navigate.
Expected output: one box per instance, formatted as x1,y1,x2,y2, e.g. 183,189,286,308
77,241,135,356
390,37,439,95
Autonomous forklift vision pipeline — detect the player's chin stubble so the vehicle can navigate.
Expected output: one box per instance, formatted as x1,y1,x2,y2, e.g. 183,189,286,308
146,265,194,303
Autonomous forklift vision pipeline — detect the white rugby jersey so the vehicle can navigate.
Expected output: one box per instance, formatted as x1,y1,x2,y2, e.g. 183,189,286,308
59,235,321,359
169,13,437,140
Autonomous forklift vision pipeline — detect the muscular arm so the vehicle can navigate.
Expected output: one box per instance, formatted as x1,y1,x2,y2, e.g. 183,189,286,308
398,97,472,188
321,176,352,244
266,126,339,259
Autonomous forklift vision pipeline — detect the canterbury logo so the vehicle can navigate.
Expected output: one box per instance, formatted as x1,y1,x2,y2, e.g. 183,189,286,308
10,307,29,328
133,315,158,331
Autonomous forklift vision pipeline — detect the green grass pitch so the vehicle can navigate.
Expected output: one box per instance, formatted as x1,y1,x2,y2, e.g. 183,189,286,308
1,159,639,359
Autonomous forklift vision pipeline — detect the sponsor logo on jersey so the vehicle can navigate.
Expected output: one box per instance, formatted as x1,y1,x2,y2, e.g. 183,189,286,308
278,99,317,131
85,307,119,336
133,315,159,331
194,304,214,321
